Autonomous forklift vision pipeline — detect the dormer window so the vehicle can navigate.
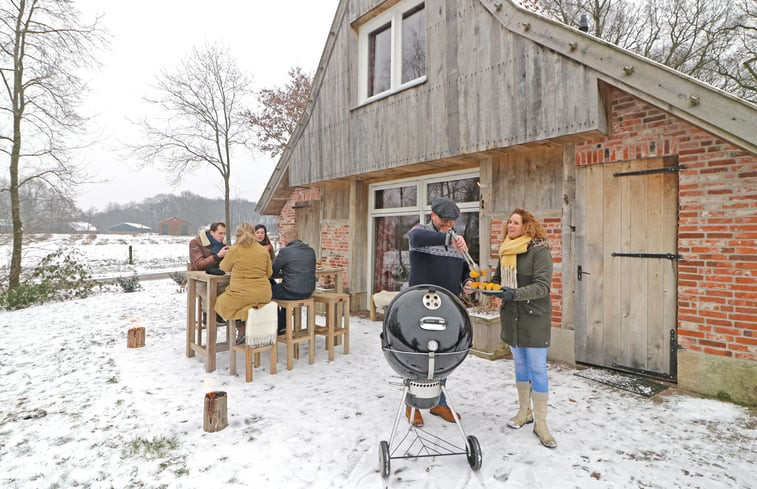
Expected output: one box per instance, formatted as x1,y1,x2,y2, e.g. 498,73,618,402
358,1,426,104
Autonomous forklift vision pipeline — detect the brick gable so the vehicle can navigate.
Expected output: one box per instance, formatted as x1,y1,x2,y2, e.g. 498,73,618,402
575,87,757,361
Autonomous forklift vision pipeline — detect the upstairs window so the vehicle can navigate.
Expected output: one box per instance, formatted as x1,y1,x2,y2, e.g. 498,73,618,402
358,1,426,103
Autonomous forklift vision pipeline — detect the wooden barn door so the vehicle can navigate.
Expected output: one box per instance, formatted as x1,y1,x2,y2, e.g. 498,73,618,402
296,200,322,259
575,158,679,380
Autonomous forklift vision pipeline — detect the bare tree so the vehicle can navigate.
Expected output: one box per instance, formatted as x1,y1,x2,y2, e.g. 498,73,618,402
131,44,252,236
528,0,755,102
709,0,757,97
245,66,312,158
0,177,77,232
0,0,104,290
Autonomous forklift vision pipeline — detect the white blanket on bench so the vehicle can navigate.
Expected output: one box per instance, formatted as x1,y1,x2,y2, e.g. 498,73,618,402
245,302,278,347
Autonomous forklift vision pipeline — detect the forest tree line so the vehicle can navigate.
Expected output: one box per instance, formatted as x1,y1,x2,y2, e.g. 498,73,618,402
0,183,276,236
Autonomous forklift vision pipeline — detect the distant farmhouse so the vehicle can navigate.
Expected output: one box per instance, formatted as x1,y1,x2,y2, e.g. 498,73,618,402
159,217,191,236
69,222,97,233
110,222,152,233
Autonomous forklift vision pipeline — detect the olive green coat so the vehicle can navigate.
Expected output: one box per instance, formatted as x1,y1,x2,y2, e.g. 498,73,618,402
491,244,553,348
214,242,273,321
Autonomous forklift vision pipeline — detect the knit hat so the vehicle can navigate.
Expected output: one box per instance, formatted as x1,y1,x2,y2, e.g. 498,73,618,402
431,197,461,220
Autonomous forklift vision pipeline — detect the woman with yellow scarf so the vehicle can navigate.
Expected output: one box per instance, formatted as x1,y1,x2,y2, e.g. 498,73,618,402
491,209,557,448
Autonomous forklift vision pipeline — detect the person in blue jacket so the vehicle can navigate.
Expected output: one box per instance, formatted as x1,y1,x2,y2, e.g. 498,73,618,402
405,196,472,426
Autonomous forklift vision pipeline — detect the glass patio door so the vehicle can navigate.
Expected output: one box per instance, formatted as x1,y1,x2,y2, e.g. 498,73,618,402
370,170,480,293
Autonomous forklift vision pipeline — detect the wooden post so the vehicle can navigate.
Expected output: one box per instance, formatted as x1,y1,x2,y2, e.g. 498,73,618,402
128,245,133,265
127,326,145,348
203,391,228,432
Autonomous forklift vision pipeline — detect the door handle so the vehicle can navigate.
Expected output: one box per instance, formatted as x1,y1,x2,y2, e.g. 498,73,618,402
577,265,591,281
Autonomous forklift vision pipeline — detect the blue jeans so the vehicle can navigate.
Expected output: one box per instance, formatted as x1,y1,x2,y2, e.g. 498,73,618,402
510,346,549,393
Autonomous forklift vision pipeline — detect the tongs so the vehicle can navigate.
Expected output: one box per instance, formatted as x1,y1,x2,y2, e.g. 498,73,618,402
449,229,481,275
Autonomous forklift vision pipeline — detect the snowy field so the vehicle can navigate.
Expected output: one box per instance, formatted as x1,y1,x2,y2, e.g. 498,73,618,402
0,233,188,280
0,234,755,488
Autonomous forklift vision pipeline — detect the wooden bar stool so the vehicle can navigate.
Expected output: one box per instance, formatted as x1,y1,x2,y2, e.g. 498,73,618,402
312,292,350,361
274,297,315,370
230,302,278,382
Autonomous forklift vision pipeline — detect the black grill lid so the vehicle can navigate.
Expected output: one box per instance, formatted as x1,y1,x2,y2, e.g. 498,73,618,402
381,285,472,380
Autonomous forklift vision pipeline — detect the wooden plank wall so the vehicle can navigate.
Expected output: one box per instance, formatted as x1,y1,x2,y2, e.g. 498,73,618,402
296,200,322,258
287,0,602,187
490,145,563,212
349,180,370,310
322,181,351,220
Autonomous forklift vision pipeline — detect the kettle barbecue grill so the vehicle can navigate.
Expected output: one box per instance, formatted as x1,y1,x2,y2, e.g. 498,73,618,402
378,284,482,478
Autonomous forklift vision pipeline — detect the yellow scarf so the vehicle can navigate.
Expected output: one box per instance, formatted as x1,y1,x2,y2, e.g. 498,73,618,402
499,235,532,288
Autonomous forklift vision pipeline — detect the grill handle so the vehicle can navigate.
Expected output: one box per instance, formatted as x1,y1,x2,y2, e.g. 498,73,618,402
419,316,447,331
427,352,436,380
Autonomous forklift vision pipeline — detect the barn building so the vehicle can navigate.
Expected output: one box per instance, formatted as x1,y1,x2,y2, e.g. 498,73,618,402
256,0,757,403
158,217,191,236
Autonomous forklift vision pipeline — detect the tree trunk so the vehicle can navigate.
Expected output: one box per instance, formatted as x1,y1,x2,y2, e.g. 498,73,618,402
224,177,231,243
9,153,22,290
8,8,25,291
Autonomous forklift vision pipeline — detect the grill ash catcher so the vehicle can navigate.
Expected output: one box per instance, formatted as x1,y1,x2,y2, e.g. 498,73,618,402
379,285,482,478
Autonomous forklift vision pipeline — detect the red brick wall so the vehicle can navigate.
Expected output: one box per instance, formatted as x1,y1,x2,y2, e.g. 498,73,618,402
320,223,350,290
575,87,757,361
490,216,564,330
279,187,321,236
279,187,351,290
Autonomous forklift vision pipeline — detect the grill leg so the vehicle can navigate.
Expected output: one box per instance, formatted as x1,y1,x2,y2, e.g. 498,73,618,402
388,385,409,450
441,385,470,447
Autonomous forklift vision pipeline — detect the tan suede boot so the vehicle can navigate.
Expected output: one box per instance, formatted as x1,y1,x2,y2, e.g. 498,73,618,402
507,381,534,428
532,391,557,448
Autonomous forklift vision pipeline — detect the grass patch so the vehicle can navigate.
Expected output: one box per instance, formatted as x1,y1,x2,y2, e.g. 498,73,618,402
123,435,179,460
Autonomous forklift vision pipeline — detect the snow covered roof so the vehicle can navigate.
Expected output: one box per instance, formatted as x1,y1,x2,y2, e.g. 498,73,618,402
69,221,97,232
110,222,152,232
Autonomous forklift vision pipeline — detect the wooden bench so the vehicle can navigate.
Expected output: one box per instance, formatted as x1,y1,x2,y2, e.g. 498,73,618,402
312,291,350,361
274,298,315,370
369,290,399,321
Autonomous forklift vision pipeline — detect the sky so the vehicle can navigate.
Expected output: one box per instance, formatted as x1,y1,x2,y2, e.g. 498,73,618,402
72,0,341,212
0,234,754,488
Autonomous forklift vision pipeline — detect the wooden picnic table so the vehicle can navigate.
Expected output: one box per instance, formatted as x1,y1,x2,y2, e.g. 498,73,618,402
185,266,345,373
186,270,231,372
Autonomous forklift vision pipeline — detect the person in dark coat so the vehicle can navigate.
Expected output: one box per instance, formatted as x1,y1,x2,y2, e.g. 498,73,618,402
491,208,557,448
271,228,316,334
404,197,472,426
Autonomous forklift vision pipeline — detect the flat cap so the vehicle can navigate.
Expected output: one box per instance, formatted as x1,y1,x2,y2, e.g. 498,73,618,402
431,197,460,220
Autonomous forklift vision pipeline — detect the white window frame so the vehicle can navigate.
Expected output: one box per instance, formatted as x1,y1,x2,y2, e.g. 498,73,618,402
357,0,427,105
367,169,480,295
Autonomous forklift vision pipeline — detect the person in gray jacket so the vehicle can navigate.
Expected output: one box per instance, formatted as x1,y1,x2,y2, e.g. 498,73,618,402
271,228,316,333
491,208,557,448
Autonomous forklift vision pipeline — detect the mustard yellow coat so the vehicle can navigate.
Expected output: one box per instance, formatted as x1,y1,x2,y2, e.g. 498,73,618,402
214,242,273,321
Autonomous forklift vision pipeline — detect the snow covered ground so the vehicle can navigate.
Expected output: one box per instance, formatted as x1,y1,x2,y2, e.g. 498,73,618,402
0,233,188,280
0,235,755,488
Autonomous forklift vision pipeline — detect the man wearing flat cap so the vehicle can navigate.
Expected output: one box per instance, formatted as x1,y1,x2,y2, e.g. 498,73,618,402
404,196,472,426
408,197,471,295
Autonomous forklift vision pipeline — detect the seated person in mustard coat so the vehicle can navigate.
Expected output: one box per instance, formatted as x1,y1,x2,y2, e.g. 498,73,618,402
215,222,273,342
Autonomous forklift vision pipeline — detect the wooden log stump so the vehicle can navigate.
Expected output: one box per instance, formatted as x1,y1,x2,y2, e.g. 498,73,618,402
127,326,145,348
203,391,228,432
